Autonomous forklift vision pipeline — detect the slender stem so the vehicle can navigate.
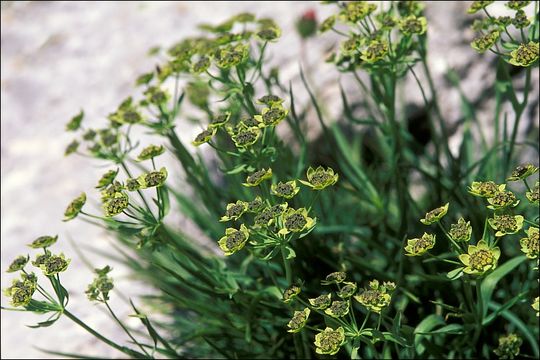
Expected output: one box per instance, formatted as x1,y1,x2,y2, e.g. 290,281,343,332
359,311,371,331
104,300,150,357
281,246,292,285
523,179,532,192
120,162,154,219
63,309,144,358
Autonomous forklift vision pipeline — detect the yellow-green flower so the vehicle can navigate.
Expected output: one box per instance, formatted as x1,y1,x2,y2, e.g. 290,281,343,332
468,181,499,197
506,0,531,10
405,233,436,256
319,15,336,33
322,271,346,285
231,126,261,148
215,43,249,68
256,26,281,42
192,127,217,146
468,1,495,14
220,201,248,222
471,30,500,54
354,279,395,313
449,218,472,242
96,169,119,189
137,167,168,188
308,293,332,309
28,235,58,249
86,265,114,302
32,251,51,267
246,197,264,213
488,214,524,236
278,208,316,235
532,297,539,317
6,255,29,273
256,95,284,107
253,204,288,228
103,192,129,217
487,186,519,210
314,327,346,355
4,276,36,307
66,110,84,131
63,192,86,221
508,42,539,67
64,139,79,156
243,168,273,187
191,56,210,74
399,15,427,35
40,253,71,276
493,333,522,359
126,178,141,192
299,166,339,190
340,1,376,23
283,284,301,303
287,308,310,333
459,240,500,275
420,203,449,225
337,282,357,299
526,181,539,205
218,224,249,256
254,105,288,127
520,227,539,259
360,40,389,63
100,181,124,202
136,144,165,162
512,9,531,28
271,180,300,199
507,163,539,181
325,300,350,318
208,112,231,128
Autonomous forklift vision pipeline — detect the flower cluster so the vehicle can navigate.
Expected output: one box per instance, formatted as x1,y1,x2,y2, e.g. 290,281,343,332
85,265,114,302
467,1,539,67
493,333,522,359
354,279,396,313
320,1,427,74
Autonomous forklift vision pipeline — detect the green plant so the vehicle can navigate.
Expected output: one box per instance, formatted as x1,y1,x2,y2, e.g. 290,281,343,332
3,1,539,359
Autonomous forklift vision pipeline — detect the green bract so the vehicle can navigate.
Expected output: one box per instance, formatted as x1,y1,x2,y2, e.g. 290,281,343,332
471,30,500,54
271,180,300,199
282,284,301,303
308,293,332,309
520,227,539,259
243,168,272,187
354,279,395,313
299,166,339,190
220,201,248,222
278,208,316,235
138,168,168,188
314,327,345,355
486,186,519,210
64,192,86,221
508,42,539,67
488,214,524,236
218,224,249,256
405,233,436,256
324,300,349,318
459,240,500,275
468,181,500,197
449,218,472,242
137,145,165,161
192,127,217,146
6,255,29,273
420,203,449,225
103,192,129,217
27,235,58,249
287,308,310,333
399,15,427,35
506,163,539,181
39,253,71,276
96,169,119,189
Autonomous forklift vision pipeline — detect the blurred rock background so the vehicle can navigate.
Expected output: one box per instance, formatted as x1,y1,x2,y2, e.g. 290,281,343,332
1,1,537,358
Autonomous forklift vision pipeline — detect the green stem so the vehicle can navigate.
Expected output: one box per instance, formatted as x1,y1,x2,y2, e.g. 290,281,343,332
63,309,146,358
104,300,150,357
280,246,292,285
359,311,371,331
